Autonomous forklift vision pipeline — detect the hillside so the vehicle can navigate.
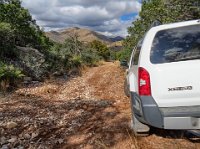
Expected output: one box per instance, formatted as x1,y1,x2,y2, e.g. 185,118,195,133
45,27,123,49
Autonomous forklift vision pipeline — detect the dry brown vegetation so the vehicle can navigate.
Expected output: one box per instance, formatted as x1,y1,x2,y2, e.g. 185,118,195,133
0,62,200,149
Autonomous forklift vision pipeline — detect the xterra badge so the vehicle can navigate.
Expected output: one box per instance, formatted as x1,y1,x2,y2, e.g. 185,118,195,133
168,86,193,91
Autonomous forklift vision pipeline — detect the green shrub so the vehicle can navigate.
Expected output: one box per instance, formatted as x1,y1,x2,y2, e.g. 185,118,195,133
89,40,110,61
0,62,24,91
81,49,100,66
116,48,132,61
110,51,117,61
70,56,82,68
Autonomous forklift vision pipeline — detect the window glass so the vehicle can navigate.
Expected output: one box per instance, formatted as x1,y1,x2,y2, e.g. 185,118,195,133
132,40,142,65
151,25,200,64
132,47,141,65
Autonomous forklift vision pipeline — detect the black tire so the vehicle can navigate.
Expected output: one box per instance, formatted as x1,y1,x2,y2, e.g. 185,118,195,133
124,79,130,97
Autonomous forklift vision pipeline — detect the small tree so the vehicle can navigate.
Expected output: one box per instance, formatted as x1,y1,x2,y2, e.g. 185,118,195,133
123,0,200,60
0,0,51,50
90,40,110,61
63,33,83,56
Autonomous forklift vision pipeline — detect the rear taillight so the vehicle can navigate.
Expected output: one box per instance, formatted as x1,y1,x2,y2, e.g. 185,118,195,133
138,67,151,96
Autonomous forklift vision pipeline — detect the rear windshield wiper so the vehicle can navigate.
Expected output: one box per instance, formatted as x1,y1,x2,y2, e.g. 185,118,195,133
175,55,200,61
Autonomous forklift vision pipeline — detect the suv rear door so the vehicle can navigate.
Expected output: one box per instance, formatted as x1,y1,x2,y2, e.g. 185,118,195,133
149,24,200,107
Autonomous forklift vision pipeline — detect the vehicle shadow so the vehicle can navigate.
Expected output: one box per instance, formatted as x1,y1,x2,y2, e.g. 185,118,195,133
0,95,132,149
150,127,200,143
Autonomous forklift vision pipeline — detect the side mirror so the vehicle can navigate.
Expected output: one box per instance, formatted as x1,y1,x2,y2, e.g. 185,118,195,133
120,60,129,68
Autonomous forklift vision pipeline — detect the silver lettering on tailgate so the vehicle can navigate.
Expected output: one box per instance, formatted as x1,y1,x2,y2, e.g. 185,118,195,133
168,86,193,91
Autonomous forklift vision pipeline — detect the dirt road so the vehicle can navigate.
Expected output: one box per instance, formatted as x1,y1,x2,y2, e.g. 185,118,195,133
0,62,200,149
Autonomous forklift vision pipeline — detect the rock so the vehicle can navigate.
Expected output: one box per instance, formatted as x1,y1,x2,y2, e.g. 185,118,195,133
19,134,23,138
31,132,39,139
57,139,64,144
0,137,7,144
23,77,32,82
24,134,31,140
18,146,24,149
83,105,88,109
69,109,75,113
1,145,8,149
27,125,34,131
16,46,46,80
98,101,110,107
0,128,5,134
80,145,84,148
6,122,17,129
8,137,17,143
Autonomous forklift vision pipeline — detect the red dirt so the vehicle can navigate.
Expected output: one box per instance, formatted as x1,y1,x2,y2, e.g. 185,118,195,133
0,62,200,149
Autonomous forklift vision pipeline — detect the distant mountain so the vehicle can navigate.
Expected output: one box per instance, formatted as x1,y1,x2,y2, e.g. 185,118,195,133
110,36,124,42
45,27,124,50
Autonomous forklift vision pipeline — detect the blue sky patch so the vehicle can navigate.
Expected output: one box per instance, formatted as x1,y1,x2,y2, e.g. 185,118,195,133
120,13,138,21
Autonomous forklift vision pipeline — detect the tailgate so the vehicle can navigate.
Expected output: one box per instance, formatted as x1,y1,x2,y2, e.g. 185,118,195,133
150,61,200,107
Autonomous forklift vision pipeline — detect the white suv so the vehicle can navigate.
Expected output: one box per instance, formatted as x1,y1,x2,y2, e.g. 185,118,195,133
124,20,200,136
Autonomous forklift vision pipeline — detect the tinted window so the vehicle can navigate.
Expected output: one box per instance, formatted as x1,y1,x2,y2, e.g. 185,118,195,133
151,25,200,64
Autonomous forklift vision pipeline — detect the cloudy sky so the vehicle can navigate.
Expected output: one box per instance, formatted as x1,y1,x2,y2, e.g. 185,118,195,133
22,0,141,37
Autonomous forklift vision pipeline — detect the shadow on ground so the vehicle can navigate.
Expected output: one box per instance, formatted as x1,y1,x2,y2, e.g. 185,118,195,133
150,127,200,142
0,96,132,149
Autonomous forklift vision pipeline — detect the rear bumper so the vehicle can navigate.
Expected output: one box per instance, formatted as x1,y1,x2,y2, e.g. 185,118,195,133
131,92,200,129
164,117,200,129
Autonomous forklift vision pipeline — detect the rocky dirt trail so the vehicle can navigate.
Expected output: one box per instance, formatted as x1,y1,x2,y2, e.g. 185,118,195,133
0,62,200,149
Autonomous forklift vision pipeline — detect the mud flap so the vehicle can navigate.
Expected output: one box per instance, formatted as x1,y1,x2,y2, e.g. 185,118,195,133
130,115,150,136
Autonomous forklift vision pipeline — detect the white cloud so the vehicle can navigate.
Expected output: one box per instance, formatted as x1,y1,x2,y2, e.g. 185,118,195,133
22,0,141,37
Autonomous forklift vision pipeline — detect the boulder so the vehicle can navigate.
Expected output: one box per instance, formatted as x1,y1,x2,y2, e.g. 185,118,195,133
16,46,47,80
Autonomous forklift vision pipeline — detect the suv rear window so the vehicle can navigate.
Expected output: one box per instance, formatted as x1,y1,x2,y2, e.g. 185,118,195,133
151,24,200,64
